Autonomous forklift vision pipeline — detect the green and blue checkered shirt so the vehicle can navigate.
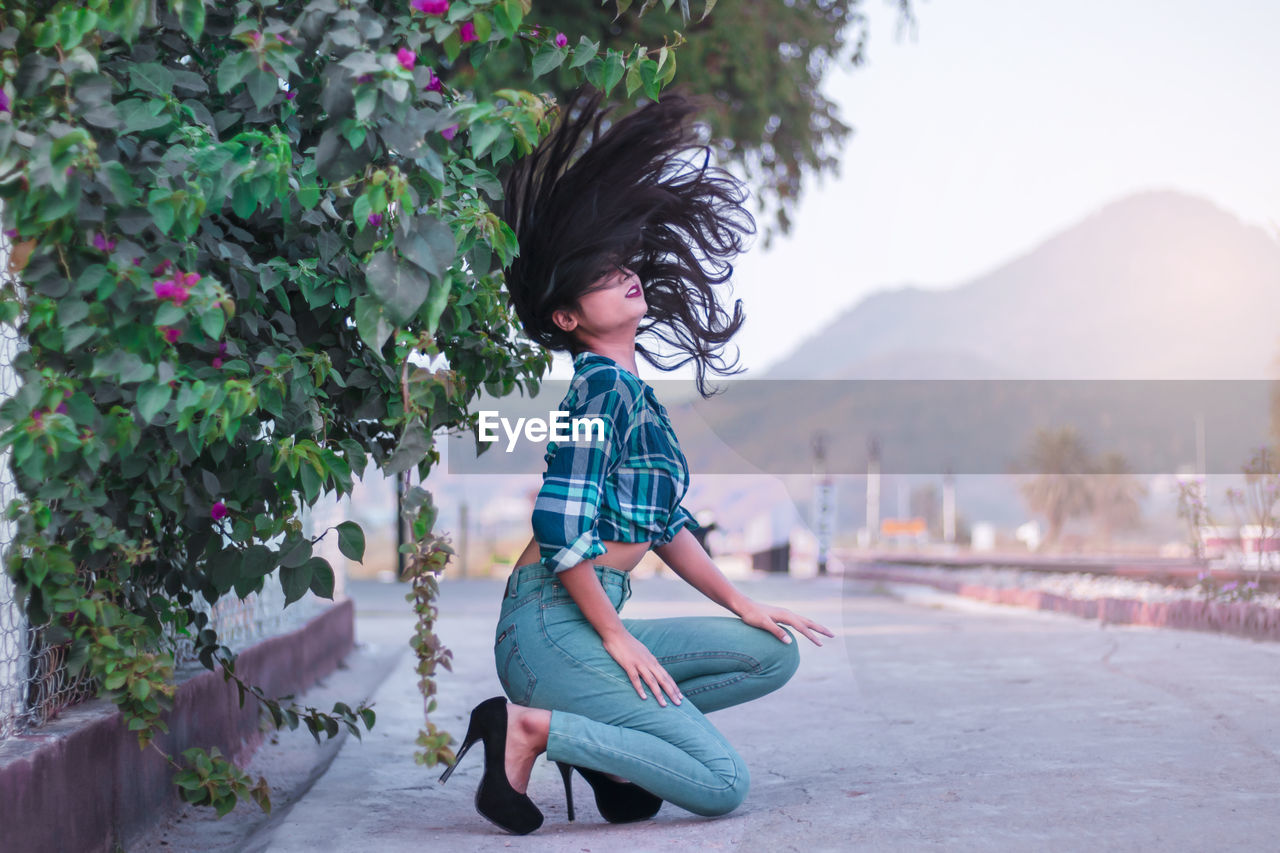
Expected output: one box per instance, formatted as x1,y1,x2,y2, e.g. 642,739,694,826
533,351,699,574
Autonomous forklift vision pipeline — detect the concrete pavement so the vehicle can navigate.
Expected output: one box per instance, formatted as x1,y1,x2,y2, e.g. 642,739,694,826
136,570,1280,851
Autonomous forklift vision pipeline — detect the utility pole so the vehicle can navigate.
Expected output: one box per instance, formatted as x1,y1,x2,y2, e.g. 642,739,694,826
866,436,881,549
812,432,834,575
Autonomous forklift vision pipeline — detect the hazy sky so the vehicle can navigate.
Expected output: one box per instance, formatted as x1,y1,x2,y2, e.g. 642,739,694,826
544,0,1279,384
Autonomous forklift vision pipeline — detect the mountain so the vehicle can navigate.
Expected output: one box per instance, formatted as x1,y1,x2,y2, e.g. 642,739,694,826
764,190,1280,380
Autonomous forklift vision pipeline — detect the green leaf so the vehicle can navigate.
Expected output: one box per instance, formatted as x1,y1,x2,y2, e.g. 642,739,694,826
422,276,450,335
366,251,431,326
387,418,430,476
216,51,255,94
136,383,172,425
602,51,626,96
336,521,365,563
176,0,206,41
246,69,278,110
305,556,335,599
354,295,393,356
531,45,563,79
199,307,225,341
570,37,598,69
280,562,314,605
280,537,312,569
129,62,175,97
91,350,155,384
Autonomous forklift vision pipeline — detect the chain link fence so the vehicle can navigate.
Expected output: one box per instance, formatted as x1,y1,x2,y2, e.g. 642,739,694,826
1,216,329,741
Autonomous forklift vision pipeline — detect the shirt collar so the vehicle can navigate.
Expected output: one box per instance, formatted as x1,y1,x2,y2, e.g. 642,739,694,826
573,351,661,404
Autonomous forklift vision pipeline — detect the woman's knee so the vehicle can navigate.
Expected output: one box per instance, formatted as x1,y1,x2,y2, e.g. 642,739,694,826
688,752,751,817
764,627,801,684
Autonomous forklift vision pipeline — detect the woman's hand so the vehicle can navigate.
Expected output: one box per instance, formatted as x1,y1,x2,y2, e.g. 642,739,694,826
736,600,836,646
601,629,683,707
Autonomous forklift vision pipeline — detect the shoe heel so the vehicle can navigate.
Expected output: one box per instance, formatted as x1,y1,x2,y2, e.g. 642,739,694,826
556,761,576,822
438,711,483,784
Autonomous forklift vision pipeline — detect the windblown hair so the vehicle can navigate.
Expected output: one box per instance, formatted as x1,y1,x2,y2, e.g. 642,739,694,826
501,85,756,398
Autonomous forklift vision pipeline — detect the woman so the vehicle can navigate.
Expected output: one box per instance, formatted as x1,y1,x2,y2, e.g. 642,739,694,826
437,85,834,834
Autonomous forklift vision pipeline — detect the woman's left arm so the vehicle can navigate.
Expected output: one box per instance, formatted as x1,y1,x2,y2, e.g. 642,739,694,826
653,527,835,646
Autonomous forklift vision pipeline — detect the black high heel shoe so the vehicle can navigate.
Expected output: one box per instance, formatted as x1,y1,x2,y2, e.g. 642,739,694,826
438,697,544,835
556,760,663,823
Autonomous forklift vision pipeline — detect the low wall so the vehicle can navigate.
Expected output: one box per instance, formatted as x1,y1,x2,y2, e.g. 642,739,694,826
0,598,355,853
851,566,1280,643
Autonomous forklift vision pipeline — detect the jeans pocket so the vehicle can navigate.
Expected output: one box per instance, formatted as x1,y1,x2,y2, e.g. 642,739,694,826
494,622,537,706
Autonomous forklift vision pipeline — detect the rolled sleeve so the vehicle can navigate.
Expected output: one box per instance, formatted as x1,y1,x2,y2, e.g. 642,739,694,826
654,503,700,547
532,369,634,574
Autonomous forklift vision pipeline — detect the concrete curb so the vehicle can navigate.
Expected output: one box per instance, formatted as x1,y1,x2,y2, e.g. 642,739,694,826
851,566,1280,642
0,598,355,853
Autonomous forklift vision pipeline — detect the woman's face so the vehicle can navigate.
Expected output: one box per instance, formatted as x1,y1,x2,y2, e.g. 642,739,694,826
555,263,646,340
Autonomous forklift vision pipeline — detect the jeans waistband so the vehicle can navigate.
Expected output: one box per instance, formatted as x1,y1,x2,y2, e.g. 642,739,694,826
504,561,632,600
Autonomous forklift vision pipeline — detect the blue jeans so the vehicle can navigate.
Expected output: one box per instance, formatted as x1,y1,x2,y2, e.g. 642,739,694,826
494,562,800,817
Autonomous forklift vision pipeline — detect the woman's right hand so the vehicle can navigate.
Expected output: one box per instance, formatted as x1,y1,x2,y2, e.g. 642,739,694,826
601,629,683,707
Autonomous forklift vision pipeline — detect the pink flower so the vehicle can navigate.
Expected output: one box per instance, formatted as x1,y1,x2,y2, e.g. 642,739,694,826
275,33,293,46
153,277,192,306
459,21,477,43
153,259,173,276
0,91,9,114
218,341,229,357
555,32,568,48
161,326,182,344
31,407,46,424
92,232,116,252
396,47,416,71
441,124,458,141
55,402,68,415
368,213,383,227
210,501,228,521
212,357,223,369
249,31,263,45
356,73,374,84
132,257,142,266
425,68,443,93
411,0,449,14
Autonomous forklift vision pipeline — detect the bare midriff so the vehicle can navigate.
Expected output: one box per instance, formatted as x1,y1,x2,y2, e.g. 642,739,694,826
513,535,652,574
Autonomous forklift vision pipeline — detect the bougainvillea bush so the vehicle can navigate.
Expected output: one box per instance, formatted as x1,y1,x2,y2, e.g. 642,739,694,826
0,0,683,815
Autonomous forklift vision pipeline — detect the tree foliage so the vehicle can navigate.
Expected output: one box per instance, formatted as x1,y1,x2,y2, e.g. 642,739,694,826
0,0,690,815
461,0,919,244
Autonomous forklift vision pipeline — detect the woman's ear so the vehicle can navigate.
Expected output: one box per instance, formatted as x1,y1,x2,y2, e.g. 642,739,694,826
551,306,578,334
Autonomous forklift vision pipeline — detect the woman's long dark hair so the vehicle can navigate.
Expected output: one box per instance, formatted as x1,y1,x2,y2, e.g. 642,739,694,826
501,84,756,397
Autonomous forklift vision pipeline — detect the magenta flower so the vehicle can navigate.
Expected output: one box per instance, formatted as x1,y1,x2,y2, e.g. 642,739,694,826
218,341,229,357
0,90,9,114
4,229,17,239
396,47,416,71
212,357,223,369
210,501,228,521
55,401,68,415
411,0,449,14
356,73,374,84
285,90,297,101
153,276,192,307
31,407,46,424
275,33,293,45
555,32,568,48
459,21,478,43
425,68,443,93
368,213,383,227
249,31,263,45
132,257,142,266
441,124,458,141
153,259,173,276
161,326,182,344
92,232,116,252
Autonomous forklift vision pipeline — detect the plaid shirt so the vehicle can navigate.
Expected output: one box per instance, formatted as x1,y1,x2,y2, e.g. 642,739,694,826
533,351,699,574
